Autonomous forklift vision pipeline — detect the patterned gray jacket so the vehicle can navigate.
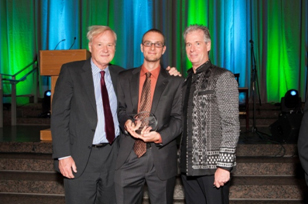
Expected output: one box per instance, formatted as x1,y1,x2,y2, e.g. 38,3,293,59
180,61,240,176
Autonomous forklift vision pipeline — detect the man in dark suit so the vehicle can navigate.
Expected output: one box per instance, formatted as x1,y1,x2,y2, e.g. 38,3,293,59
51,25,123,203
115,29,183,203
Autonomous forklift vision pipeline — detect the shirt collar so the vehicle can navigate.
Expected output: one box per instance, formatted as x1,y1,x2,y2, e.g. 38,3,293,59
187,60,211,76
90,58,110,75
140,64,160,79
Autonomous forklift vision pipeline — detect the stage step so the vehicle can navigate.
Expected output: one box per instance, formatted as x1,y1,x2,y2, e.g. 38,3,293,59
0,142,299,156
142,176,308,204
0,142,307,204
2,103,50,126
235,157,303,177
0,171,63,194
241,102,281,128
0,154,302,176
0,171,307,204
240,118,277,128
0,193,65,204
0,153,54,172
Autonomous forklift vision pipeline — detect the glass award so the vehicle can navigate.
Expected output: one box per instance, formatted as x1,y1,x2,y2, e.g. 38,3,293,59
133,111,158,134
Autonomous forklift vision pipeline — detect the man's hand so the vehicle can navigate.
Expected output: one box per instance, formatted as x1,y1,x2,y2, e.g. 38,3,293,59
213,167,230,188
138,131,162,143
59,156,77,178
166,66,182,77
125,121,162,143
124,119,141,135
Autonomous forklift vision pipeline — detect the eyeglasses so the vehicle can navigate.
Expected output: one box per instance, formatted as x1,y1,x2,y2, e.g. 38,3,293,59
142,41,164,48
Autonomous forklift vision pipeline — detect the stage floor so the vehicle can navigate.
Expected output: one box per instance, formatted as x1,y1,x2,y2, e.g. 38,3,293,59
0,125,275,144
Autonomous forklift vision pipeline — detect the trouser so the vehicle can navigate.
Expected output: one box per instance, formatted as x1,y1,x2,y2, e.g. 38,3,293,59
115,147,176,203
181,174,230,204
64,140,118,204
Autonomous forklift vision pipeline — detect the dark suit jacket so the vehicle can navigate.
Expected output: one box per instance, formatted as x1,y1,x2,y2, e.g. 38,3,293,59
298,101,308,185
51,59,123,178
115,66,183,180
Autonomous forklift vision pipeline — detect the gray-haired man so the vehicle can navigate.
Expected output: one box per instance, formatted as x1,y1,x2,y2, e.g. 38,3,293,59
180,25,240,204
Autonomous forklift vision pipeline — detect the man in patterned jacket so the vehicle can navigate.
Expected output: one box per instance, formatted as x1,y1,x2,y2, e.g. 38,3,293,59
180,25,240,204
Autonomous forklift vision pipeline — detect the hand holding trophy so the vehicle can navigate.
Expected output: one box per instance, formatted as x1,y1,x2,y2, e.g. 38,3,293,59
125,111,160,143
133,111,158,134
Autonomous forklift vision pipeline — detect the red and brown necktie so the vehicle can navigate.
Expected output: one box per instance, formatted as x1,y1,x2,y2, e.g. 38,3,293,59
134,72,151,157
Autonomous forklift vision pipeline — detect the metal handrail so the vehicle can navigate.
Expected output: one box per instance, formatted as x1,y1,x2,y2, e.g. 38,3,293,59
0,59,39,127
1,59,38,80
12,58,37,77
2,66,38,84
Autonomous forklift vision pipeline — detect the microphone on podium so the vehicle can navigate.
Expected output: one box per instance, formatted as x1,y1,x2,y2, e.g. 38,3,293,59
53,39,66,50
69,37,77,50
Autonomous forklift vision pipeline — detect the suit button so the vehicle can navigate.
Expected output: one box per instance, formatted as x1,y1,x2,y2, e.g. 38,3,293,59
91,129,95,132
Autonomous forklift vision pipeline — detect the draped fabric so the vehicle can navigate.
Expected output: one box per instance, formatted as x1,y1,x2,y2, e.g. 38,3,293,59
0,0,38,104
0,0,307,104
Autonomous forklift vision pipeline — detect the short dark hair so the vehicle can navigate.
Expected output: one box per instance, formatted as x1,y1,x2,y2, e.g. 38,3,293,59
142,28,165,44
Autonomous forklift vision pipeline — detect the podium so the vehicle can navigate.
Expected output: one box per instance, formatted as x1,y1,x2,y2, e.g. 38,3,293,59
39,49,91,141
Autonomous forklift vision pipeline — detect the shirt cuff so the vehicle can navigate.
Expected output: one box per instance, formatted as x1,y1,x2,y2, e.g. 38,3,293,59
58,156,71,160
154,136,163,144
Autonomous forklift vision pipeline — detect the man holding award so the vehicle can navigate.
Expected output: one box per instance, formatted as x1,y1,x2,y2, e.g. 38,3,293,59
115,28,183,203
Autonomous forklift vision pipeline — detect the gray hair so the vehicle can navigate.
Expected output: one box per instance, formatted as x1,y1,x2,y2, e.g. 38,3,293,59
183,25,211,43
87,25,117,44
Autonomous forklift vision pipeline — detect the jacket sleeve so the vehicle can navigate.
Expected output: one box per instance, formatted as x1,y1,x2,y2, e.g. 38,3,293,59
216,71,240,171
117,72,133,132
51,64,73,159
156,77,183,146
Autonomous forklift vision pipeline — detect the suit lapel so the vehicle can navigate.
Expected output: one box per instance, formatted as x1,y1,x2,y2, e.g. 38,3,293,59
151,68,168,114
81,59,97,112
131,67,141,114
109,64,118,97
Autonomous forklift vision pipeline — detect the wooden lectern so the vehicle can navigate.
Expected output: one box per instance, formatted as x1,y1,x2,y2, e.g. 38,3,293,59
40,49,91,141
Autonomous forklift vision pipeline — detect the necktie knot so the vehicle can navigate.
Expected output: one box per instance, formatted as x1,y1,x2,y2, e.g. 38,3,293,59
100,71,105,84
146,72,151,78
100,70,105,78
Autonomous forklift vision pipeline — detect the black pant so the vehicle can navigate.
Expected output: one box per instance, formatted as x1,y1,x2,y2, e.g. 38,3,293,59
181,174,230,204
64,141,118,204
115,148,176,203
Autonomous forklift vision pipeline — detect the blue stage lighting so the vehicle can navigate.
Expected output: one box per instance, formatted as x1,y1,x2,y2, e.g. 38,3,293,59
46,90,51,97
281,89,301,113
290,90,297,96
40,90,51,118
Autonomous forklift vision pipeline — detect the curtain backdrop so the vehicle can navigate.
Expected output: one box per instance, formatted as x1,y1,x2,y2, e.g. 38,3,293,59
0,0,307,104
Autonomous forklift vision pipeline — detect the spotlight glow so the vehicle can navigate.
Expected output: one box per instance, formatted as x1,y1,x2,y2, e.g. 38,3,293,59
290,90,297,96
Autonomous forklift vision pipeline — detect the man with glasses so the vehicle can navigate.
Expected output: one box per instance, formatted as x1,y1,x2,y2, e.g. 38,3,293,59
114,28,183,203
